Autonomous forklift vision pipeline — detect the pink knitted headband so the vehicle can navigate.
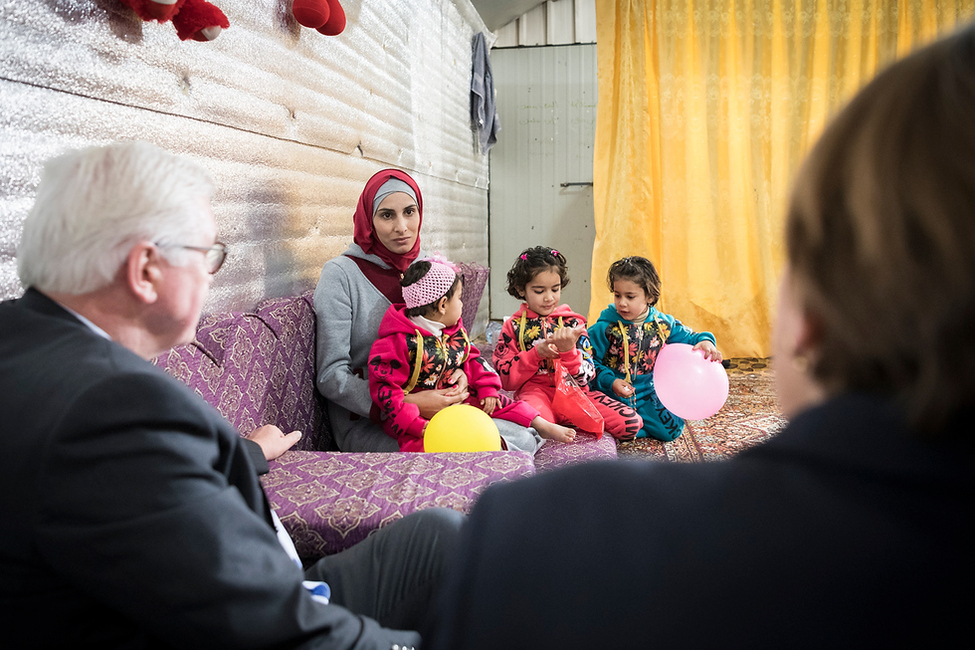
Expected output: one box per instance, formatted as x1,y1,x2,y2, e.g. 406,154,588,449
403,258,458,309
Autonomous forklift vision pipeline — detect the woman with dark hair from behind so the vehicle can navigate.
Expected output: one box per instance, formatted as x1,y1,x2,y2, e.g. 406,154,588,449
426,24,975,649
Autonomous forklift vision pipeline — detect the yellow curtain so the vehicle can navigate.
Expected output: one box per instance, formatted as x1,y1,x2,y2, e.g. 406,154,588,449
592,0,975,358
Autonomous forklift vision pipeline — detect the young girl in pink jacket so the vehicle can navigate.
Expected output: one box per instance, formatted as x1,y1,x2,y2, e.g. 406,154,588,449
368,256,575,452
492,246,643,440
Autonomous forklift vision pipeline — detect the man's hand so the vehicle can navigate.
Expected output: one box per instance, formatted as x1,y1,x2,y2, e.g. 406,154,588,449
246,425,302,461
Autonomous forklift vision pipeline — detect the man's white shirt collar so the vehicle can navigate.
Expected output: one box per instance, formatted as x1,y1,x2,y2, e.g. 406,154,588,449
61,304,112,340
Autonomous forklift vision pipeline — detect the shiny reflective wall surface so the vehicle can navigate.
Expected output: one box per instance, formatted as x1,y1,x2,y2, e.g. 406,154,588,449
0,0,492,331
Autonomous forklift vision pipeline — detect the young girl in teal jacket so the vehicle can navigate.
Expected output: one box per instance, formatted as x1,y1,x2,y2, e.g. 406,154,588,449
588,256,723,441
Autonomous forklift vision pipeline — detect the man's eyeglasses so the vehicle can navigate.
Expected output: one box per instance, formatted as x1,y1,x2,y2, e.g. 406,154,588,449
156,242,228,274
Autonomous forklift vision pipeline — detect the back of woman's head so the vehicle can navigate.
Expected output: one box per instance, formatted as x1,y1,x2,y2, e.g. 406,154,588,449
607,256,662,306
787,24,975,431
18,141,215,294
505,246,569,299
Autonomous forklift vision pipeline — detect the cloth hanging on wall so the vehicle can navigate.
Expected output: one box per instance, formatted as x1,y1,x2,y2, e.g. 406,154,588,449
471,32,500,154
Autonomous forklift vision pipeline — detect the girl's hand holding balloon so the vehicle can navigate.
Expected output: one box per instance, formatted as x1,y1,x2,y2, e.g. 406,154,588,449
693,340,723,362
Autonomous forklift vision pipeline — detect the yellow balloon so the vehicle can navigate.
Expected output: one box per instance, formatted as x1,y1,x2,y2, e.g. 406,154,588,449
424,404,502,452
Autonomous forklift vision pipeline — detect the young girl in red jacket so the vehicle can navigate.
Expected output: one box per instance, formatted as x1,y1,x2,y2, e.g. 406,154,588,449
368,256,575,452
492,246,643,440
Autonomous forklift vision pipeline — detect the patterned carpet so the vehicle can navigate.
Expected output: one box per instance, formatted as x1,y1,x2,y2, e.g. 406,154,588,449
617,358,788,462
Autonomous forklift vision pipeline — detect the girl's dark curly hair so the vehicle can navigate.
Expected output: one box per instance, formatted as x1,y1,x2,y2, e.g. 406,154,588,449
400,260,461,317
505,246,570,299
607,256,661,307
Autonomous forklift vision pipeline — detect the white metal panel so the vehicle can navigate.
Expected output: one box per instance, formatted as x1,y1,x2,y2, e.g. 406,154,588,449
575,0,598,43
489,44,598,320
495,21,520,47
547,0,577,44
490,0,596,47
518,3,549,46
0,0,493,332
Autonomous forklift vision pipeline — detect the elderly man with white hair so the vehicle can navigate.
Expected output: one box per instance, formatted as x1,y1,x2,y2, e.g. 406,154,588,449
0,140,461,649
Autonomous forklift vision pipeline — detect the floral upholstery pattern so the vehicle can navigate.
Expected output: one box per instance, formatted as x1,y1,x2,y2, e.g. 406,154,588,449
265,450,535,558
253,293,331,451
457,261,489,330
154,288,616,560
154,292,328,451
533,433,619,473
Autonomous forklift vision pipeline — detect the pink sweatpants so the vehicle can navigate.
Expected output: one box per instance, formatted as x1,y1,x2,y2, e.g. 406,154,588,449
516,375,643,440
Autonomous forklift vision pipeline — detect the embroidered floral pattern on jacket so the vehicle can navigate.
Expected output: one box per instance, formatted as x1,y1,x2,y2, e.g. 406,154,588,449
603,318,671,378
407,329,471,391
492,305,596,390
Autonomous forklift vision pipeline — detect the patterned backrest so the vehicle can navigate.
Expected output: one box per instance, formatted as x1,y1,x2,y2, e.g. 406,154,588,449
253,292,331,451
457,262,489,330
153,291,332,451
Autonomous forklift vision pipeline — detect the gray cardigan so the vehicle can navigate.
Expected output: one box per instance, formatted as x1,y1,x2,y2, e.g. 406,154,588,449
314,243,405,452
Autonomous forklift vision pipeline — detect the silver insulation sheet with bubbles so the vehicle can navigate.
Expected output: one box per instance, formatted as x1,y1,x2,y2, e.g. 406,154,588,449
0,0,491,329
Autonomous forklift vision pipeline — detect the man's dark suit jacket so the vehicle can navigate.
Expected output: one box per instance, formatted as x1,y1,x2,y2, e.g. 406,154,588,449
0,289,404,648
427,392,975,649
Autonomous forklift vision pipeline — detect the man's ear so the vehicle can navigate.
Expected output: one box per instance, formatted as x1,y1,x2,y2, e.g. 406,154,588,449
795,308,825,360
124,242,162,304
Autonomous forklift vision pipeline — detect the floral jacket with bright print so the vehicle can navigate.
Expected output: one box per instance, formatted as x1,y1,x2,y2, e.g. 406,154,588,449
368,304,503,451
492,303,596,393
588,303,715,440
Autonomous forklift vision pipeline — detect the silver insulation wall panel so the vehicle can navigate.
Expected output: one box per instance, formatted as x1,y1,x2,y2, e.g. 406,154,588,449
0,0,493,332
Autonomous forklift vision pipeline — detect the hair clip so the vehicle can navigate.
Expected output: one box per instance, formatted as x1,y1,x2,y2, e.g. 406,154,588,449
551,249,560,256
520,253,527,260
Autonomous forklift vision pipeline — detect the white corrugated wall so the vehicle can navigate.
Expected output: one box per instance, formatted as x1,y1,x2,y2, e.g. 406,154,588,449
0,0,493,333
494,0,596,47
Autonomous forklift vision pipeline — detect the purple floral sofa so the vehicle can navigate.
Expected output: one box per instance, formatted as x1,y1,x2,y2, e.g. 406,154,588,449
154,275,616,560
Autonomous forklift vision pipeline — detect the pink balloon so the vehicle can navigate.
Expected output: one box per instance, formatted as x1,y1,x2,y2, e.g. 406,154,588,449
653,343,729,420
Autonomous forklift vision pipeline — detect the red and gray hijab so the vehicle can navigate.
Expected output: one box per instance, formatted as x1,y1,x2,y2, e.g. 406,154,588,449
346,169,424,303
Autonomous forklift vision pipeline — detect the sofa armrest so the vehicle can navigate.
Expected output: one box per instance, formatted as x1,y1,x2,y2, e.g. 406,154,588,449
263,450,535,559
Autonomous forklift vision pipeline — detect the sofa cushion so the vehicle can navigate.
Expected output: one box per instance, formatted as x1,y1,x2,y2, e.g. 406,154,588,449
265,450,536,558
155,312,277,434
457,262,489,331
253,292,330,451
154,293,331,452
533,433,618,472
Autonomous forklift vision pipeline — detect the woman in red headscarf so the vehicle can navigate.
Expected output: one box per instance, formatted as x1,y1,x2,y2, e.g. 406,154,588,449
313,169,471,451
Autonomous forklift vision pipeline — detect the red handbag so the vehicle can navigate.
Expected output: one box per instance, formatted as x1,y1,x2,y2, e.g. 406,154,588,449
551,358,605,438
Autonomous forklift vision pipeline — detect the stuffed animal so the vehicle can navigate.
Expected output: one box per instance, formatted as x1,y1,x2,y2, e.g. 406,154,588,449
118,0,230,42
291,0,347,36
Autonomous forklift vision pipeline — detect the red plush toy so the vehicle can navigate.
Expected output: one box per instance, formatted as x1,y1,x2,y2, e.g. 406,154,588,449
291,0,346,36
119,0,230,42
